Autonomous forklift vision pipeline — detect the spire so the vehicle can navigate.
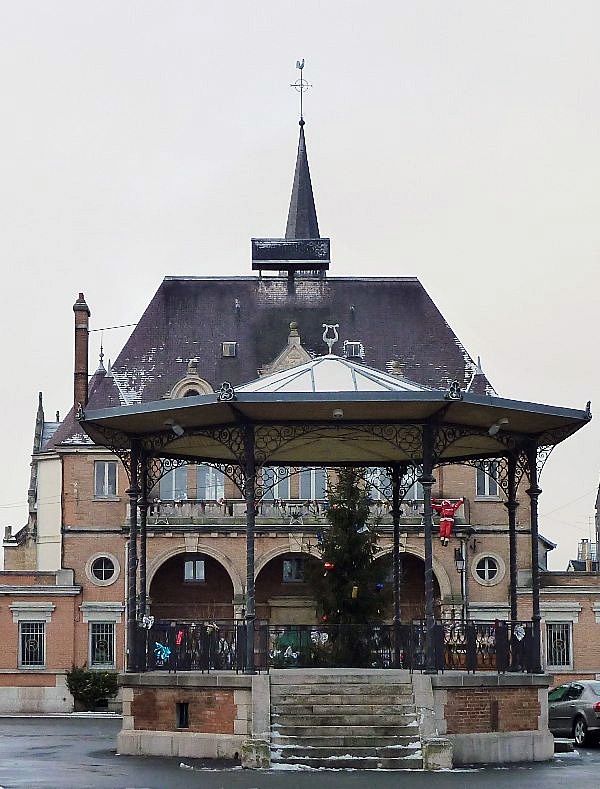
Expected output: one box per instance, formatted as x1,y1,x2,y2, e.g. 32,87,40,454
95,332,106,374
251,60,330,278
285,123,320,240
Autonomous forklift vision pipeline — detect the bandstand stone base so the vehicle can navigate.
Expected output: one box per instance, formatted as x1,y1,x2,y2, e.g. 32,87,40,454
429,672,555,766
117,672,257,761
117,669,554,768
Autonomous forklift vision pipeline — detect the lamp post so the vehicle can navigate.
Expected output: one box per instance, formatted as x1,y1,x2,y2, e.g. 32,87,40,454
454,540,469,622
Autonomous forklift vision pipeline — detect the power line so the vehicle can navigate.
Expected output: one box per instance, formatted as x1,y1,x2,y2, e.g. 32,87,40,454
90,323,137,333
540,487,597,518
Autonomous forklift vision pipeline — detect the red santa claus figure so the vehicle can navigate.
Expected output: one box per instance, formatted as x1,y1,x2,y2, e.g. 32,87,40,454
431,497,464,546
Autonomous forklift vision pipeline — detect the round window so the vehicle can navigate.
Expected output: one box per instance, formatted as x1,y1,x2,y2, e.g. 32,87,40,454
86,553,120,586
475,556,498,582
91,556,115,582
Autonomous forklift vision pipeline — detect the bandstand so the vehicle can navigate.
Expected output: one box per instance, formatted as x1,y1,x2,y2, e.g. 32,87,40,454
79,353,591,676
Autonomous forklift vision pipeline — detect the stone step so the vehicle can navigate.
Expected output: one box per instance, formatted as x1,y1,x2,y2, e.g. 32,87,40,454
274,744,421,759
274,724,421,737
271,703,416,716
272,692,414,706
269,669,411,688
271,683,413,697
273,712,418,727
273,734,419,748
271,755,423,769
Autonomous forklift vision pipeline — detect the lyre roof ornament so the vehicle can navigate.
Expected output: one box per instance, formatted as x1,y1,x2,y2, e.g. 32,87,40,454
322,324,339,355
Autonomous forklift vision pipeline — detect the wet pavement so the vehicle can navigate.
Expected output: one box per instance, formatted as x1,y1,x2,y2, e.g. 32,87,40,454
0,716,599,788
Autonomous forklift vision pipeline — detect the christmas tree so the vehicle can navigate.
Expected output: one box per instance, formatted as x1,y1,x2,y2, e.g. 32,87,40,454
309,468,391,627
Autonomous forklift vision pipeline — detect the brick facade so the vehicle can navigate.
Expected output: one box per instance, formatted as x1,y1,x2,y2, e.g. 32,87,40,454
131,687,237,734
444,687,541,734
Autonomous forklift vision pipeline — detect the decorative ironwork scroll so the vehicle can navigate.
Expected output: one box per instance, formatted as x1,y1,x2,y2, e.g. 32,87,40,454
141,425,246,463
143,457,245,497
356,464,421,505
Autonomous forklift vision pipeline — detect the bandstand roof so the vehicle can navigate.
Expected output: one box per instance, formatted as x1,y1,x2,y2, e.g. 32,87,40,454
80,355,591,466
238,355,433,394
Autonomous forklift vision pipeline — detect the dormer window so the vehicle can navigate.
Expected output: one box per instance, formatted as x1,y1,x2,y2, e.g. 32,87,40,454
343,341,364,359
166,359,213,399
222,342,237,358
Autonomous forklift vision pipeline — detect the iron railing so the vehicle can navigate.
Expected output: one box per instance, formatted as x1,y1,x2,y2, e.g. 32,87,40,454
141,619,536,674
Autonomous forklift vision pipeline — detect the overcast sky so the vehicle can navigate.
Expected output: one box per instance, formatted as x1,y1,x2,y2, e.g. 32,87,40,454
1,2,599,569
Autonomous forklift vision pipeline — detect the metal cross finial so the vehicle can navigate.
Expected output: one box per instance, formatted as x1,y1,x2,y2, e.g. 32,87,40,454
290,58,311,124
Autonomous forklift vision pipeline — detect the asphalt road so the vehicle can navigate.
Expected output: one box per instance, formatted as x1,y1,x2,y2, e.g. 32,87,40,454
0,716,599,789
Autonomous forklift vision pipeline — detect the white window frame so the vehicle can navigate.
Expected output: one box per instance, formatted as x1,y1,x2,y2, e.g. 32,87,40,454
184,559,205,582
283,556,305,583
18,621,46,669
89,621,116,669
94,460,118,498
196,465,225,501
343,340,365,359
159,466,188,501
298,468,327,500
404,479,424,502
475,461,500,498
222,341,237,357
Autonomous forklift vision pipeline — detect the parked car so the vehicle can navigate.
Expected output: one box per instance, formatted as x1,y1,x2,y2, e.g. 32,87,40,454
548,681,600,746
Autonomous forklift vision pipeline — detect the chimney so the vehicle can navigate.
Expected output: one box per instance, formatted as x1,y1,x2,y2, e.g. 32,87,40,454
579,539,593,572
73,293,91,409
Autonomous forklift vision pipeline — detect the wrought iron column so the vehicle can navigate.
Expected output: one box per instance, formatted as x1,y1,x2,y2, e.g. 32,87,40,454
391,463,403,668
126,441,140,673
420,424,437,673
138,452,149,620
243,425,256,675
526,443,542,673
506,452,519,623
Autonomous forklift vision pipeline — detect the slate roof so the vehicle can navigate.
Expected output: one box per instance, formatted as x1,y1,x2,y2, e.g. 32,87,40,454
45,274,494,450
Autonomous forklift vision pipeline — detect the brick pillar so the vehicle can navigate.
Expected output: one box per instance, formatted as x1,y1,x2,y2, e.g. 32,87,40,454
73,293,91,409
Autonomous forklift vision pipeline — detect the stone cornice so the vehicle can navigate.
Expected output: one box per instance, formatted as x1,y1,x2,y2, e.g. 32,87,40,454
0,585,81,596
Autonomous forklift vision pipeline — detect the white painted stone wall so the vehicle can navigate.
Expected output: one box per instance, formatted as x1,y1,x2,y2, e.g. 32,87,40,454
36,456,62,571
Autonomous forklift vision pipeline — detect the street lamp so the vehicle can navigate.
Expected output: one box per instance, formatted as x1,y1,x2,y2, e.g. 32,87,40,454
454,542,469,622
454,547,465,573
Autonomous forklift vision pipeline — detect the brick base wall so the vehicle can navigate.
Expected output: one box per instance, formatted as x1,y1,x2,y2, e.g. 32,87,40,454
445,686,540,734
131,687,236,734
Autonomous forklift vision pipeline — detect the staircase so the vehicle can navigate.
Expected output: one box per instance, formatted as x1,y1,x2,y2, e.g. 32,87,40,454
270,670,423,769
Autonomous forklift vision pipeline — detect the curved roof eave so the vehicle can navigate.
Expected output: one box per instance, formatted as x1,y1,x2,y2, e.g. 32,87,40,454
79,387,591,466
